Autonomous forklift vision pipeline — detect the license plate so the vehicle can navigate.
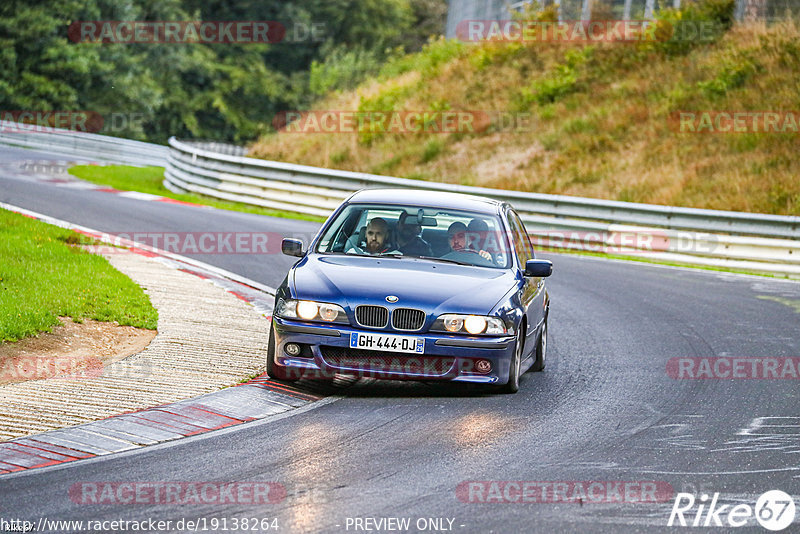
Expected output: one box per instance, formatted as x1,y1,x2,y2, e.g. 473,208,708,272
349,332,425,354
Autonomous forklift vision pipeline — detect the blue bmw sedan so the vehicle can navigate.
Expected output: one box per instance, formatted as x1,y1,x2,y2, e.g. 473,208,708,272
268,189,552,393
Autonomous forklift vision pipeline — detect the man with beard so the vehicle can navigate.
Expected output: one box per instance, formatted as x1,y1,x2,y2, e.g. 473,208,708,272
346,217,400,255
443,221,494,265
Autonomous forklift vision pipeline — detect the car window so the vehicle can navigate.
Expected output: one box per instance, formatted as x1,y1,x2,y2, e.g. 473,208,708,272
315,203,512,268
507,210,533,267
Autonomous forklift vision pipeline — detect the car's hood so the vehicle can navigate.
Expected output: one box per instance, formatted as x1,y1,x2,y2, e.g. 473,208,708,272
291,254,517,315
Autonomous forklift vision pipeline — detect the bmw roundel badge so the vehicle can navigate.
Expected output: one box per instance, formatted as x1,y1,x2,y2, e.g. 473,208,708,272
386,295,399,303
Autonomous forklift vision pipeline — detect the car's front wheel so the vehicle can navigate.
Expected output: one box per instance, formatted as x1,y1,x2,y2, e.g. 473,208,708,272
266,324,299,382
501,329,523,394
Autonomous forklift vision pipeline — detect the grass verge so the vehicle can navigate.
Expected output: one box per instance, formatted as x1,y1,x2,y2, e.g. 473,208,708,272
68,165,326,223
0,209,159,342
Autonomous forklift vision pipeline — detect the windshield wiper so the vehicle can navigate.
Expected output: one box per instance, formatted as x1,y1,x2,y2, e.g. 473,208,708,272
418,256,471,266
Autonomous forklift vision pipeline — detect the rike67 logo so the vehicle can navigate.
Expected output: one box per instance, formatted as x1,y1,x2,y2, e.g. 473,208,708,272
668,490,796,531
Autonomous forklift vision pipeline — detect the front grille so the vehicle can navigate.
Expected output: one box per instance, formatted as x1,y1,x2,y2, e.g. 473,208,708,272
320,346,454,377
355,305,389,328
391,308,426,331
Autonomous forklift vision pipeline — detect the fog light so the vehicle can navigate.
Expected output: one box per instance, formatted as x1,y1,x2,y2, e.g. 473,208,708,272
285,343,301,356
474,359,492,374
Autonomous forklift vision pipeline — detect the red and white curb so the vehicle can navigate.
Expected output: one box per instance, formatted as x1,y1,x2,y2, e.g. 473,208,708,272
0,384,317,473
0,201,353,476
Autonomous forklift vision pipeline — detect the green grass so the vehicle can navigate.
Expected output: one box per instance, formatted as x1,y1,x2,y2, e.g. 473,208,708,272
0,209,159,342
68,165,326,223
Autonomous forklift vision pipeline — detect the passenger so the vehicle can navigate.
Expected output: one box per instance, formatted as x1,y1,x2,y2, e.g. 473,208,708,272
397,213,432,257
346,217,400,255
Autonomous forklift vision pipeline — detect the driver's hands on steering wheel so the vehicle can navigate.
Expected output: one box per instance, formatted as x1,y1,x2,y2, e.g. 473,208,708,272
464,247,492,261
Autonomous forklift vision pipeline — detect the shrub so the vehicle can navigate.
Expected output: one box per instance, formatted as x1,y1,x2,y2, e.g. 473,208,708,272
697,54,759,97
515,47,593,108
309,46,383,95
651,0,736,56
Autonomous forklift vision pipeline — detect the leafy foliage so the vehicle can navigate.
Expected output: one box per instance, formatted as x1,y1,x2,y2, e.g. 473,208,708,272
249,1,800,217
1,0,447,143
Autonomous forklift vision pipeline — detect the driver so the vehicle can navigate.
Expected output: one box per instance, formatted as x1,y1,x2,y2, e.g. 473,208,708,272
447,221,468,252
346,217,400,255
447,221,492,261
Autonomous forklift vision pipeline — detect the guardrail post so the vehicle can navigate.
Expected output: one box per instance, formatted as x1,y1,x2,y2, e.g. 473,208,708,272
580,0,593,21
644,0,656,19
623,0,633,20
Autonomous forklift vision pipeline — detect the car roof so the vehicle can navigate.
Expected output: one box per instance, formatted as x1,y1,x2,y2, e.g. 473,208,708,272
347,188,504,215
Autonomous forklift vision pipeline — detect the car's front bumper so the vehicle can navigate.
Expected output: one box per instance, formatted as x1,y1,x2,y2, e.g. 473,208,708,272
272,317,516,384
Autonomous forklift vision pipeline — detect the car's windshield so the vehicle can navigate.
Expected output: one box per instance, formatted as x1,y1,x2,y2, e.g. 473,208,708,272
315,203,511,269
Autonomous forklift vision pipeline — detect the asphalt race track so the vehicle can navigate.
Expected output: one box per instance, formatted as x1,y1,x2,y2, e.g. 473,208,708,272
1,146,799,533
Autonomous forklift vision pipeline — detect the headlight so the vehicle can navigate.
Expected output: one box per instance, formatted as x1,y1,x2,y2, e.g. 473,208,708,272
432,314,507,336
276,299,348,323
297,301,318,320
464,316,487,335
443,316,463,332
319,304,340,321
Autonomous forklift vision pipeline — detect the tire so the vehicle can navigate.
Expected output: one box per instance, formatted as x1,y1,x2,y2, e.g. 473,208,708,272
266,324,299,382
531,320,547,372
501,329,523,394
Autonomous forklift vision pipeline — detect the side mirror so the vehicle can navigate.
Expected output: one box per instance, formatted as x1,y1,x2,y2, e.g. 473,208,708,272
524,259,552,277
281,238,305,257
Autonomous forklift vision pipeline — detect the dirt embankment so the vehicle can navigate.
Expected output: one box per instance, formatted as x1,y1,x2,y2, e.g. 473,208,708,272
0,318,156,385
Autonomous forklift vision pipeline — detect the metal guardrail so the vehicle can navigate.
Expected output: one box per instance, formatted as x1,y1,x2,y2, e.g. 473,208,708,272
1,124,796,276
165,137,800,276
0,121,167,167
